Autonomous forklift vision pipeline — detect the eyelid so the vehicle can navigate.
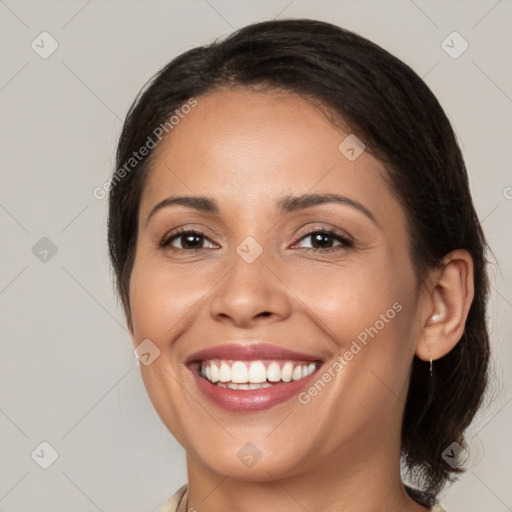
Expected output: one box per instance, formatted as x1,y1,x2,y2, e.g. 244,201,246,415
161,223,354,253
160,225,219,248
291,224,353,247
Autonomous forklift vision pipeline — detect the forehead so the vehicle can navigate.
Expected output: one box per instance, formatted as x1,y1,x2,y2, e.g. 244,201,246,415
140,88,400,224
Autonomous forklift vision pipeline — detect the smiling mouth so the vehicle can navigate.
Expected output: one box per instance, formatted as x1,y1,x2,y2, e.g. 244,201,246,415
190,359,322,390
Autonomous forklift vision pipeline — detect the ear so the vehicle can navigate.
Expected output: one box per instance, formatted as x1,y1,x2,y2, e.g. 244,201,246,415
416,249,475,362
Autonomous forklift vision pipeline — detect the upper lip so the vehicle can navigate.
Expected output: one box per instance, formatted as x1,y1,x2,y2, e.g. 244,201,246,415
185,343,322,364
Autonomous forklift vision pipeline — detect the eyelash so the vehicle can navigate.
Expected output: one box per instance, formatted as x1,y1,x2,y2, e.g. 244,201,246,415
160,226,354,253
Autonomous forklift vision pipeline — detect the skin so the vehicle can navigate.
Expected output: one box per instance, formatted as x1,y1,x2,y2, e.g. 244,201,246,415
128,87,474,512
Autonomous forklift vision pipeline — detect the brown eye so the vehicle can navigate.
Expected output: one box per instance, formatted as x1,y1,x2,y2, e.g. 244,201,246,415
294,229,353,251
161,229,217,251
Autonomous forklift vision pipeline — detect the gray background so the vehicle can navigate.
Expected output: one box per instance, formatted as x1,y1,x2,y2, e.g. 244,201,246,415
0,0,511,510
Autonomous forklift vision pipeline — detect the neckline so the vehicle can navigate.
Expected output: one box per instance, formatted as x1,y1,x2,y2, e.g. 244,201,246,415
172,483,442,511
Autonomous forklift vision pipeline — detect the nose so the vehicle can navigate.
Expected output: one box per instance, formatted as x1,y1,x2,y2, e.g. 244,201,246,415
209,246,292,328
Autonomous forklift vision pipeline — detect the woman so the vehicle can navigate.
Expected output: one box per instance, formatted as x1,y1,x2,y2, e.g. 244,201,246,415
107,19,490,512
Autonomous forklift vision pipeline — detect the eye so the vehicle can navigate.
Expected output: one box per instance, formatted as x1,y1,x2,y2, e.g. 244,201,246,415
293,228,353,252
160,227,353,253
160,228,217,251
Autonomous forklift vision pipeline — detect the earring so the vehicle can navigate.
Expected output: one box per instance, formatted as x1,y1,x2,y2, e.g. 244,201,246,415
429,351,433,377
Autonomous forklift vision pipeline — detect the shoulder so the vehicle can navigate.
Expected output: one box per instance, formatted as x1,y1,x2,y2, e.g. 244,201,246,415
157,483,188,512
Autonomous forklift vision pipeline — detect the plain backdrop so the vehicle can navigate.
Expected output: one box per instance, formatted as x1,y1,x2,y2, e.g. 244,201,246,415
0,1,511,511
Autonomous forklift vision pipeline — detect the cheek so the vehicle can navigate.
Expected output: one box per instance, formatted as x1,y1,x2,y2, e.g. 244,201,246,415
302,256,418,381
128,255,213,346
335,269,419,399
296,261,403,338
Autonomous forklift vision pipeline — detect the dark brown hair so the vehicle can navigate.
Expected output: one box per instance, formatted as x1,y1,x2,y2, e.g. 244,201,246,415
108,18,491,500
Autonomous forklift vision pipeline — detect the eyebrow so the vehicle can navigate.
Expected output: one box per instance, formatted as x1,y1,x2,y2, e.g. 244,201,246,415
145,193,380,228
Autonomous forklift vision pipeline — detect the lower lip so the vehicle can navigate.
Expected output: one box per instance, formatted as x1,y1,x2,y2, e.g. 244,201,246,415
188,364,322,412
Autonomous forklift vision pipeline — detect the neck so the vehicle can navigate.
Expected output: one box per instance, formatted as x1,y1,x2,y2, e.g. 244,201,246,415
181,441,429,512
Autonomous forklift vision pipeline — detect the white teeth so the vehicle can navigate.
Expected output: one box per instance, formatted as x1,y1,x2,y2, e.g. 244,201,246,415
281,362,293,382
199,359,319,387
231,361,248,383
219,362,231,382
267,361,281,382
228,382,273,390
249,382,269,389
248,361,267,383
210,362,219,383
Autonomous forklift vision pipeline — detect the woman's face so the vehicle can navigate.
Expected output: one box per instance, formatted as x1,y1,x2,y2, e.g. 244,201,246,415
129,88,425,480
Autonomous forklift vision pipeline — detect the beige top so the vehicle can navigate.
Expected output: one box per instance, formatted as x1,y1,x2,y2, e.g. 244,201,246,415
157,484,447,511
